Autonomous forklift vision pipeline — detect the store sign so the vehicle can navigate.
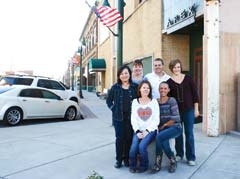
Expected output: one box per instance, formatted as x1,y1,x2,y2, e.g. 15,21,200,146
167,3,197,29
166,3,197,34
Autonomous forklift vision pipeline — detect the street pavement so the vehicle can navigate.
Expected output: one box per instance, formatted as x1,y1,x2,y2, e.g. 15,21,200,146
0,90,239,179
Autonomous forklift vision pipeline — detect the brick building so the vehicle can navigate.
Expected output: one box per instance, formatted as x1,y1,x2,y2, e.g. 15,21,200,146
78,0,240,135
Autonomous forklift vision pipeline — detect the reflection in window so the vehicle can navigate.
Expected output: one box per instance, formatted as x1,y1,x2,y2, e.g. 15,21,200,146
42,90,60,100
19,89,42,98
37,79,64,90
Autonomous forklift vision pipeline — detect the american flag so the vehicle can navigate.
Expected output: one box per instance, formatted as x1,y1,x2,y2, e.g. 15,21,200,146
71,57,79,65
96,5,122,27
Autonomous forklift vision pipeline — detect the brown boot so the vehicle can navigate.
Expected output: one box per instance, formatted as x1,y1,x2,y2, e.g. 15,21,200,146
150,154,162,174
168,157,177,173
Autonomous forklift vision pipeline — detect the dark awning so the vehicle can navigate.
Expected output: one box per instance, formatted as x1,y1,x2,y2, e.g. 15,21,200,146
88,58,106,72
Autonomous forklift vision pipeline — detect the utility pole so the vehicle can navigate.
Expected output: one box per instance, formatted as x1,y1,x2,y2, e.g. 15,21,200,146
78,39,86,99
71,63,74,91
117,0,124,70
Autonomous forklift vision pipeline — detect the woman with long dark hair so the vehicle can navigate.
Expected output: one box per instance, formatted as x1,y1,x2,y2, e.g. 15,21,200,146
106,65,138,168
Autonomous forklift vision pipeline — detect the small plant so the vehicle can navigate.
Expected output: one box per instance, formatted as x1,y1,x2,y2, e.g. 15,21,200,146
86,171,104,179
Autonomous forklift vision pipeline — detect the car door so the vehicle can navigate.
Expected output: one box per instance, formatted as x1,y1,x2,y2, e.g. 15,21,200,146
41,89,66,117
37,79,68,100
18,88,46,118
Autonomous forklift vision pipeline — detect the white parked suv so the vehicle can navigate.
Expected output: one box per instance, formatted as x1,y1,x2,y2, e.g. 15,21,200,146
0,75,80,104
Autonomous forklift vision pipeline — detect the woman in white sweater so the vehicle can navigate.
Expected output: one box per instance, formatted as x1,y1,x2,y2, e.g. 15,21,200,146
129,80,160,173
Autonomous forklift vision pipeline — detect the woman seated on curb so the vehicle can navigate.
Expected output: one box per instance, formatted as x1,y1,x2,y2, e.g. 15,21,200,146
129,80,160,173
151,82,182,173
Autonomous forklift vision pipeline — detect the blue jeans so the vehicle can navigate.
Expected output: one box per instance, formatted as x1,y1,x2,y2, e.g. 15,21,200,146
129,131,156,169
156,125,182,158
175,108,196,161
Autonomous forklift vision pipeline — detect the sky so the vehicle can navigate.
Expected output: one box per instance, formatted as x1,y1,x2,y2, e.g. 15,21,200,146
0,0,96,79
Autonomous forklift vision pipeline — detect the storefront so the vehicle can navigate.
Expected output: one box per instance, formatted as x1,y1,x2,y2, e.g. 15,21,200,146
162,0,204,113
88,58,106,92
162,0,240,135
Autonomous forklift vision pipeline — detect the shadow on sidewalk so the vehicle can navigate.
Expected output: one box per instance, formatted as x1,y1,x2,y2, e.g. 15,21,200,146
80,102,97,119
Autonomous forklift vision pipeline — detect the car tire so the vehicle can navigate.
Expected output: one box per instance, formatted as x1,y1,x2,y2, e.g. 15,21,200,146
64,107,76,121
4,107,23,126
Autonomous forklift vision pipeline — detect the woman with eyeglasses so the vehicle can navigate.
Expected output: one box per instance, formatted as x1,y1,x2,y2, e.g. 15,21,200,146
167,59,199,166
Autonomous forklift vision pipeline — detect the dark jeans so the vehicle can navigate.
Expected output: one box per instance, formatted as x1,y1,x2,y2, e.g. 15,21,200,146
175,108,196,161
113,115,133,163
129,131,156,169
156,125,182,158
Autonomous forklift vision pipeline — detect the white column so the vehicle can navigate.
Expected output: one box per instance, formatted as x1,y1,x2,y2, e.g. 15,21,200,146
203,0,220,136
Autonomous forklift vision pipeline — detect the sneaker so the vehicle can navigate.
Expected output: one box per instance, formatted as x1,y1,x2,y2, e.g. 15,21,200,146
188,160,196,166
175,156,182,162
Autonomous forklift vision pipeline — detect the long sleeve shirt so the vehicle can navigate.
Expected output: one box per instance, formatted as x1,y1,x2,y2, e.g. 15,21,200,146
106,82,138,121
131,98,160,132
159,97,181,128
167,75,199,112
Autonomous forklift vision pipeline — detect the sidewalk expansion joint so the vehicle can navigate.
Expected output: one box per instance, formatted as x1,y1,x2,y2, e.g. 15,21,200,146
3,142,114,178
187,135,227,179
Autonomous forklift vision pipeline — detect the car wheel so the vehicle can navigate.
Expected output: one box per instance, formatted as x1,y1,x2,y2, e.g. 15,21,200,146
64,107,76,121
4,107,23,126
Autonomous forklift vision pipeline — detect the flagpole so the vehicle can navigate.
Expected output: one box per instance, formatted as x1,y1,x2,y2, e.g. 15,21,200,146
117,0,124,69
107,27,118,36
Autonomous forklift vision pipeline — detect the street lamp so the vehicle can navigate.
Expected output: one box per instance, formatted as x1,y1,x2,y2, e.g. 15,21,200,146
78,38,86,99
71,62,74,91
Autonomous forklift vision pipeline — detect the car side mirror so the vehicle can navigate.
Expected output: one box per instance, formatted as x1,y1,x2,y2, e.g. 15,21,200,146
65,85,70,90
57,95,63,100
59,81,70,89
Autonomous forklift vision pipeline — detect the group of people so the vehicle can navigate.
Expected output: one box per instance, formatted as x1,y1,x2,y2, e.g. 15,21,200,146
106,58,199,174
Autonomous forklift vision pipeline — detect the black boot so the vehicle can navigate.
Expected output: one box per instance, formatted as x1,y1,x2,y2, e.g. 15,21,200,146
124,159,129,167
168,157,177,173
114,161,122,168
150,154,162,174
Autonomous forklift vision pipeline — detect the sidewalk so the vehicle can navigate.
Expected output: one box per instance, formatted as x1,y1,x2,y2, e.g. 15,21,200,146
1,90,239,179
79,90,240,179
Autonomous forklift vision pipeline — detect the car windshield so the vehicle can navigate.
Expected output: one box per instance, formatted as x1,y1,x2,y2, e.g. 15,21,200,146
59,81,70,89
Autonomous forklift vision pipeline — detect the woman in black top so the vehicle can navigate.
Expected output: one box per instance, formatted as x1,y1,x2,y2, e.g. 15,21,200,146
167,59,199,166
106,65,138,168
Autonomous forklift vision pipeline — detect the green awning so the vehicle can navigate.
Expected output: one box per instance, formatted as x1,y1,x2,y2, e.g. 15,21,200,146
89,58,106,72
